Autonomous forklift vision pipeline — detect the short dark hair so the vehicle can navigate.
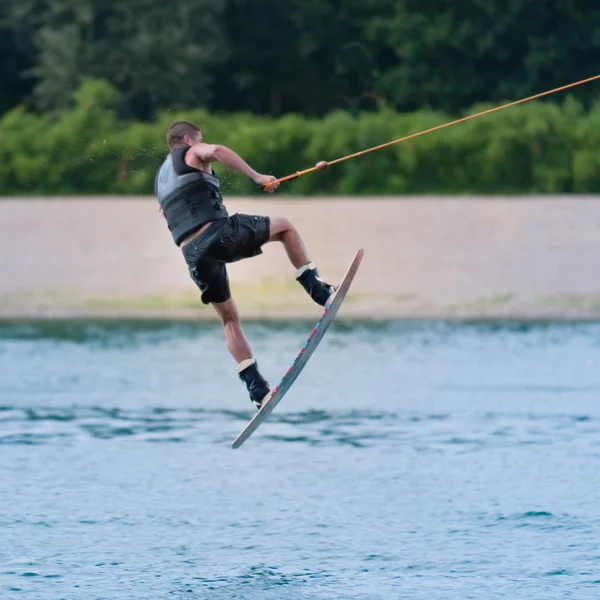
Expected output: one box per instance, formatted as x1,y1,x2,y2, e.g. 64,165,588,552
166,121,202,150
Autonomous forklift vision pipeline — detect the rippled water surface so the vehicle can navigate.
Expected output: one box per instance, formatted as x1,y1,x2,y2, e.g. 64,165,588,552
1,320,600,599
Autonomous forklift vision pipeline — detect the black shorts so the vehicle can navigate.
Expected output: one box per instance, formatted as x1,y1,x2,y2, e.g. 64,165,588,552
181,213,271,304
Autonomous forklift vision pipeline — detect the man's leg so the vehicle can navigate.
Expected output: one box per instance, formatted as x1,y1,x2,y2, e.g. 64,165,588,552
216,214,332,305
268,216,336,306
211,297,252,363
211,297,270,408
267,216,310,269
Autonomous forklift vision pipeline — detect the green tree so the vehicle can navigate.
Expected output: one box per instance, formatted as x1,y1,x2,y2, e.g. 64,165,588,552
0,4,35,114
210,0,383,116
3,0,226,119
3,0,600,119
366,0,600,113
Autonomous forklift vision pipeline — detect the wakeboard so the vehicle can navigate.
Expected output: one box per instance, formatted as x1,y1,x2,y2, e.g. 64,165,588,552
231,248,364,449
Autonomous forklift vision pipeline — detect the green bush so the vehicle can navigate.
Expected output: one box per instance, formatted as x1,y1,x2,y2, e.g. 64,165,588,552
0,79,596,196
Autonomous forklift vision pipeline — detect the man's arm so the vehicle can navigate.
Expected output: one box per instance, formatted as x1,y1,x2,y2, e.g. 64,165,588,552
192,143,279,191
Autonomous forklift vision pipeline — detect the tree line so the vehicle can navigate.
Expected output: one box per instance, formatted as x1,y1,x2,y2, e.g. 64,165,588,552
2,0,600,120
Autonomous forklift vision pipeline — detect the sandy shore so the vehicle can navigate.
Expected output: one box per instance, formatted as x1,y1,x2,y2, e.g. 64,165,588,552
2,196,600,320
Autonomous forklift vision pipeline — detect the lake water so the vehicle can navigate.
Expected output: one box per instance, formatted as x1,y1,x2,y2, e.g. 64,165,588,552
1,319,600,599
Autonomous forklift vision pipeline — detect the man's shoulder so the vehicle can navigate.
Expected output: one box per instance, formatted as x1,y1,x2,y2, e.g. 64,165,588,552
181,145,215,175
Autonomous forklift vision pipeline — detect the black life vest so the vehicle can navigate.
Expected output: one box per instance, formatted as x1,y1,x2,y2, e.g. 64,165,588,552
155,146,229,245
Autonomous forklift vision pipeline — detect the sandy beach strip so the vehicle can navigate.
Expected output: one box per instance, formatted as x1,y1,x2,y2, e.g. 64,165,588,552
2,196,600,320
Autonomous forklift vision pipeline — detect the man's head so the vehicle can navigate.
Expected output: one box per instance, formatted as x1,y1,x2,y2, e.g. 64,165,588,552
166,121,203,150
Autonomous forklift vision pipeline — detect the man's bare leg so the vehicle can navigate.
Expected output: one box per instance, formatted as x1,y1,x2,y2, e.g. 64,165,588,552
268,217,309,269
212,298,270,407
268,216,336,306
211,297,252,362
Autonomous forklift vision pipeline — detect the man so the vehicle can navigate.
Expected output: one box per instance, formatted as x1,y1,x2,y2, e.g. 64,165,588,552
155,121,336,408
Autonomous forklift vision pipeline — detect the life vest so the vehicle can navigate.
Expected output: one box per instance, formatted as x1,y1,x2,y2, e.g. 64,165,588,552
155,146,229,245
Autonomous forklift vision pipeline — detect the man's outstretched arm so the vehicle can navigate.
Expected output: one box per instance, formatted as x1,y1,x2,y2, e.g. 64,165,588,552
192,143,279,191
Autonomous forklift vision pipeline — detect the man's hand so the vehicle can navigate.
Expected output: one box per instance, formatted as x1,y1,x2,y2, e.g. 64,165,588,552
254,174,280,193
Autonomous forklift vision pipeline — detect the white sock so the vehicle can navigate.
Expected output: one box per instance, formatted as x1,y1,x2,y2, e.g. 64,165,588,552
296,262,316,279
236,357,256,373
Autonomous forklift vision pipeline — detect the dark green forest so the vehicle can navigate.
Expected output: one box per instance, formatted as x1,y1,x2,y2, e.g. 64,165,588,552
2,0,600,194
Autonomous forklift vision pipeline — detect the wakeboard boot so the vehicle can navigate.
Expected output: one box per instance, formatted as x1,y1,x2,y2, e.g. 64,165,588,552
237,358,271,409
296,262,337,307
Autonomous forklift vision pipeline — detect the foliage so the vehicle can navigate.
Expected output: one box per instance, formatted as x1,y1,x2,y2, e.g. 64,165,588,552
1,80,598,196
1,0,226,119
2,0,600,119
